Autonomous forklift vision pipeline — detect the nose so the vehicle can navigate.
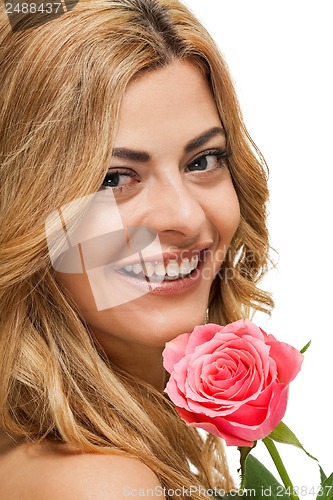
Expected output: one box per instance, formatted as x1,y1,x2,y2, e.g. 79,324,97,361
142,172,206,239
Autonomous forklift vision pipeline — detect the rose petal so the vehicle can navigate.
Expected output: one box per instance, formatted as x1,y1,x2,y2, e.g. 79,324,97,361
219,385,289,442
176,407,254,447
164,378,188,408
185,323,223,355
266,335,304,383
163,333,191,373
164,320,301,446
221,319,265,342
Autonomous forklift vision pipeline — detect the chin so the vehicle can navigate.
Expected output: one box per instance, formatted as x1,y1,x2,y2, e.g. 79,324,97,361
142,308,207,347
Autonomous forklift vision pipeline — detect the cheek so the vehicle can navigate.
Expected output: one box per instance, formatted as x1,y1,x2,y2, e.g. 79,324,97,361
55,272,96,311
206,181,241,243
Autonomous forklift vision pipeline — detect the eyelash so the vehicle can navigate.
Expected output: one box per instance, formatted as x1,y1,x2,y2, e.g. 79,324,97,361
101,149,232,193
186,149,231,174
101,169,138,192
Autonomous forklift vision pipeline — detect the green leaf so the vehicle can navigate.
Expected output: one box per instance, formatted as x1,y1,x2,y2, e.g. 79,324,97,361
317,472,333,500
243,455,291,499
269,421,318,461
320,465,328,484
300,340,311,354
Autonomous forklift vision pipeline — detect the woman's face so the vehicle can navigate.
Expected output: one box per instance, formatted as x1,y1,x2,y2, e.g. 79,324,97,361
55,60,240,358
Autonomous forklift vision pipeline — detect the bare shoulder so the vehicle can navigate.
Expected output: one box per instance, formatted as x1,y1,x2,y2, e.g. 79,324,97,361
40,453,163,499
0,434,164,499
38,451,164,500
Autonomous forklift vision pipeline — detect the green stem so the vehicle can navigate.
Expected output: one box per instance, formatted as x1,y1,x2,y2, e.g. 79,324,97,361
262,437,300,500
239,446,253,491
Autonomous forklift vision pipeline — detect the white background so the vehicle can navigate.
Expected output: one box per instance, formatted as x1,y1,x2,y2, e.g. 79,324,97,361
184,0,332,492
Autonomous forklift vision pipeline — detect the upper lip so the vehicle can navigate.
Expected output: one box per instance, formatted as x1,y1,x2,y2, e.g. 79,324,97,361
111,241,213,270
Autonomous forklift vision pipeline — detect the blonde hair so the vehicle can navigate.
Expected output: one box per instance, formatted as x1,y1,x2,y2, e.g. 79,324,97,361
0,0,274,497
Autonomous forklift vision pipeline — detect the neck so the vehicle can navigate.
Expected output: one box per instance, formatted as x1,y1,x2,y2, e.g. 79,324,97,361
117,345,166,391
93,333,166,391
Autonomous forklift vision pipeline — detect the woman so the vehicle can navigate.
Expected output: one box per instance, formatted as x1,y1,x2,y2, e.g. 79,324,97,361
0,0,273,497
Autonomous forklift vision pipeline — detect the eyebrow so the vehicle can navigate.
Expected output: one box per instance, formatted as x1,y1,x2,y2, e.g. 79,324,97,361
184,126,225,154
111,148,150,162
111,126,226,163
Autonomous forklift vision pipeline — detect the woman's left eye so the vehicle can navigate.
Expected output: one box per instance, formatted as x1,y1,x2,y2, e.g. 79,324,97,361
186,151,231,173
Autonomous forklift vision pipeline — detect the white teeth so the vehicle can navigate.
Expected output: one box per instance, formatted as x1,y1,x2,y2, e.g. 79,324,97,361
166,260,180,277
143,262,155,277
121,254,200,279
132,263,143,274
179,258,191,274
190,255,199,271
154,263,166,276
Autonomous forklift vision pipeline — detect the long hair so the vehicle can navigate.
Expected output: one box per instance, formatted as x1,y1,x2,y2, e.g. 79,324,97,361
0,0,274,496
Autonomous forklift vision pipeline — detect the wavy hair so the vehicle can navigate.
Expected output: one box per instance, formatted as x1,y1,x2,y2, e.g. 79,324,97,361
0,0,274,497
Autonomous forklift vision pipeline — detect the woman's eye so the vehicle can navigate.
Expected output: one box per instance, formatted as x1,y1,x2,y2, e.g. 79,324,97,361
101,170,137,191
186,151,231,173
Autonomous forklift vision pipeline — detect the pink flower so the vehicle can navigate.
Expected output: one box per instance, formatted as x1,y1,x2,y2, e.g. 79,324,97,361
163,320,303,447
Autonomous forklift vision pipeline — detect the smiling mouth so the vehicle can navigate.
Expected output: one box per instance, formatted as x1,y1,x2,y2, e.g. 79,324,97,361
117,253,201,282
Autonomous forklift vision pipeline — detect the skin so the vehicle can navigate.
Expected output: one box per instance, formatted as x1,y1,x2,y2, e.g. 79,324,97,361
56,60,241,389
0,430,163,498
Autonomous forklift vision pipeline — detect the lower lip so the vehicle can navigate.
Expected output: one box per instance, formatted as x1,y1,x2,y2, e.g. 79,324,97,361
115,257,204,296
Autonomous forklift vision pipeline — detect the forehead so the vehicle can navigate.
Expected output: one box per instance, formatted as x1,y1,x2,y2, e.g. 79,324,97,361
114,60,223,152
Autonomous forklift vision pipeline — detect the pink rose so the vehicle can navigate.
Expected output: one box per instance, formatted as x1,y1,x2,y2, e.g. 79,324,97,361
163,320,303,447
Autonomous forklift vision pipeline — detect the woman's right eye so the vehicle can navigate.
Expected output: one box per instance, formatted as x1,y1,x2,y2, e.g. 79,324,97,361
101,169,138,192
